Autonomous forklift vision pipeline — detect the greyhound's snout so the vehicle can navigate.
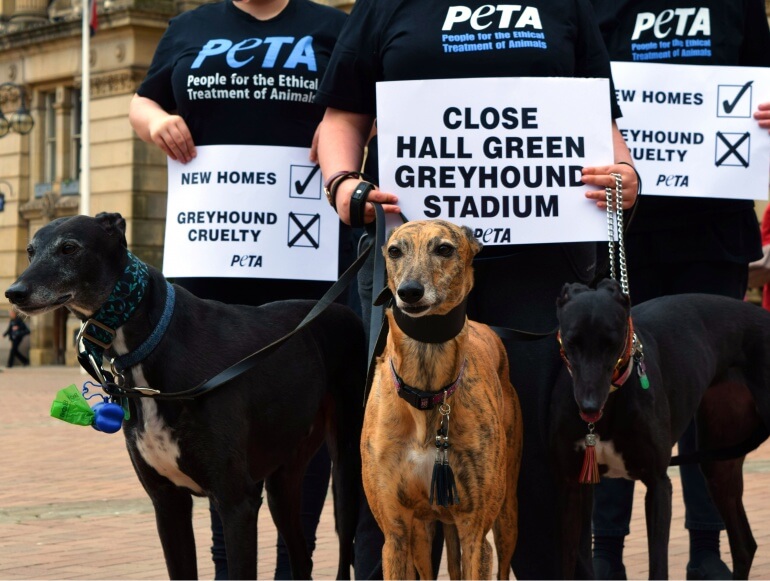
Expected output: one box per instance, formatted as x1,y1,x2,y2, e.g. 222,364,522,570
577,397,604,423
397,281,424,304
5,282,29,305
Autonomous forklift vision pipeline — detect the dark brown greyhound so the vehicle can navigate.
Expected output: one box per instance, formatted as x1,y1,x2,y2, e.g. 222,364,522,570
552,279,770,580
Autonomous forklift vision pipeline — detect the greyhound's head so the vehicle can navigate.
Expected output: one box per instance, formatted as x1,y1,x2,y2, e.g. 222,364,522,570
5,212,128,319
556,278,631,423
384,219,481,317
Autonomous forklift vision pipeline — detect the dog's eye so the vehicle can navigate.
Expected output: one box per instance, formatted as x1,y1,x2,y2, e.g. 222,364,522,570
26,245,34,261
435,244,455,257
61,243,78,255
387,246,402,259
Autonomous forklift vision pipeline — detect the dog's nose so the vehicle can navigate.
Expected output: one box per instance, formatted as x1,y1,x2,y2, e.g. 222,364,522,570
5,282,29,305
397,281,424,304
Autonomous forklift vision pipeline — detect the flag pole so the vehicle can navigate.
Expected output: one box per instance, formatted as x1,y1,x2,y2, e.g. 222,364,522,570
80,0,91,217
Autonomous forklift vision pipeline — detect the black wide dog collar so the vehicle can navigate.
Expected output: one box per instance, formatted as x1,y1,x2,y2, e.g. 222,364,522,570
391,296,469,344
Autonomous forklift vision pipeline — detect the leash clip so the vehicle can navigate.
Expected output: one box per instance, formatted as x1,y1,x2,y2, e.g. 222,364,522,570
77,318,116,350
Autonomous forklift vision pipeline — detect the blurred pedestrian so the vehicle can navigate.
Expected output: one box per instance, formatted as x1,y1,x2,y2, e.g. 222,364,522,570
4,308,30,368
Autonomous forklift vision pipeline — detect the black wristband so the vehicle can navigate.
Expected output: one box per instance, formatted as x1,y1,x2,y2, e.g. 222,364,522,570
349,181,375,228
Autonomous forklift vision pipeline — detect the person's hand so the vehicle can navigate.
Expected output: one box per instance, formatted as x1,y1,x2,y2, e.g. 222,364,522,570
754,102,770,134
309,124,321,164
148,114,196,163
335,179,400,225
581,163,639,210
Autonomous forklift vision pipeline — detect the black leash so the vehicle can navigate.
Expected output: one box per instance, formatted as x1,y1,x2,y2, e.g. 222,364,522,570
100,242,373,401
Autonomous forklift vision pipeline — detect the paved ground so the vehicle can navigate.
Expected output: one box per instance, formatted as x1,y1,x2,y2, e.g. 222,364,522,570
2,366,770,580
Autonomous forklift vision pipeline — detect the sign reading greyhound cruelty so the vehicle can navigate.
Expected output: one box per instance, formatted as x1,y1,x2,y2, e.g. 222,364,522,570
163,145,339,280
611,62,770,200
376,77,614,245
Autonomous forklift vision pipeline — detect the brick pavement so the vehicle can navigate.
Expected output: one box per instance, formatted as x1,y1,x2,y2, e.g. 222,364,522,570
2,366,770,580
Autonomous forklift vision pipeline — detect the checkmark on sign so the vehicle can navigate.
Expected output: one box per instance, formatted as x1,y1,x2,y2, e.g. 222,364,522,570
289,164,322,200
717,81,753,118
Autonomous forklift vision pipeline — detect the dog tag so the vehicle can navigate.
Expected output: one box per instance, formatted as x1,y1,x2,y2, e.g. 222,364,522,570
636,359,650,390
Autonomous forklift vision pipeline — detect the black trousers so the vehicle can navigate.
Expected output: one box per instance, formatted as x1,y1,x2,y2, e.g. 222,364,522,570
469,243,596,579
7,337,29,367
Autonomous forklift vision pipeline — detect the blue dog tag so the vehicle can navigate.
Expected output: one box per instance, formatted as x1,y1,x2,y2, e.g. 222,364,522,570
91,401,124,433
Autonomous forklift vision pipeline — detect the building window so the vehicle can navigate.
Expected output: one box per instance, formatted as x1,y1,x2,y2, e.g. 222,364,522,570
42,91,57,184
70,89,81,181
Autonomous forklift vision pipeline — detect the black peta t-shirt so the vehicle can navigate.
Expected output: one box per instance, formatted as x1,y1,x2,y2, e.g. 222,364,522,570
593,0,770,67
316,0,621,120
138,0,346,148
591,0,770,254
137,0,350,305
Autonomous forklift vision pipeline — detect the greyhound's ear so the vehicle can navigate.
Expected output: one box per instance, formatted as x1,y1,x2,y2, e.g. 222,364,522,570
95,212,128,248
598,278,630,308
556,282,590,308
556,284,570,308
461,226,482,256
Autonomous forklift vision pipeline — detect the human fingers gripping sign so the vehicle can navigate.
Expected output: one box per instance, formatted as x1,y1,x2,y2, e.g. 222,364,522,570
581,164,639,210
754,102,770,133
150,115,196,164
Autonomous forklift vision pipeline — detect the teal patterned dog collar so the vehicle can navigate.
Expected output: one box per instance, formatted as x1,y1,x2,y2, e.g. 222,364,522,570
79,251,149,368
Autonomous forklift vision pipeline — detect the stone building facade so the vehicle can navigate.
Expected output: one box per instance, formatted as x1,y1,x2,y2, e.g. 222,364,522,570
0,0,348,366
0,0,768,366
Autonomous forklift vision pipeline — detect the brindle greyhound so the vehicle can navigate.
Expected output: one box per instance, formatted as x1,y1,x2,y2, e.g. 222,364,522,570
552,279,770,580
363,219,522,580
5,212,366,580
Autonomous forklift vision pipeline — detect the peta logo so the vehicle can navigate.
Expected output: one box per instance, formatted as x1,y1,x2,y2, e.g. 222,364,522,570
442,5,542,31
191,36,317,71
631,8,710,40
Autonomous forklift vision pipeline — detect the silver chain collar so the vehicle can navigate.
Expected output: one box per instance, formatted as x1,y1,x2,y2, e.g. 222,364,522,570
606,172,629,297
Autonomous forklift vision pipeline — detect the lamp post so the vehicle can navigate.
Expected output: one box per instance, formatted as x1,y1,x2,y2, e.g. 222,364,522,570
0,82,34,138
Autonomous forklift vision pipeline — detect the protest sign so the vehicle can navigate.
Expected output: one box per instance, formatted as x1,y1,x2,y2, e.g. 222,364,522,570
377,77,614,245
163,145,339,280
611,61,770,200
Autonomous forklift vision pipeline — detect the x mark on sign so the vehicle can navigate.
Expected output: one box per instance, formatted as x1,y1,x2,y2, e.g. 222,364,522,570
715,132,750,168
288,212,320,248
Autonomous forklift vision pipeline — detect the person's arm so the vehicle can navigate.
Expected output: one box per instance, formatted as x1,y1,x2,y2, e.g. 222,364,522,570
580,121,639,210
754,102,770,133
317,108,400,225
128,94,196,164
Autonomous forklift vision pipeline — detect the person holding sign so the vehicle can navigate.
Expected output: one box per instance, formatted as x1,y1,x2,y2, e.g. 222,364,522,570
128,0,356,578
315,0,639,577
589,1,770,579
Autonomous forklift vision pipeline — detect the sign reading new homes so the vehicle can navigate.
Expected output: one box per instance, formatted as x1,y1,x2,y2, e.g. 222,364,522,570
376,77,615,245
163,145,339,280
611,62,770,201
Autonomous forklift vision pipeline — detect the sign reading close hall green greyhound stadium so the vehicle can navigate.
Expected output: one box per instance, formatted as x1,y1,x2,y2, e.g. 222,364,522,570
376,77,615,245
611,62,770,201
163,145,339,280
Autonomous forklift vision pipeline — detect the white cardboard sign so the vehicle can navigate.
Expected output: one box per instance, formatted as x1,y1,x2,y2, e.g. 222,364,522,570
163,145,339,280
376,77,615,245
611,61,770,200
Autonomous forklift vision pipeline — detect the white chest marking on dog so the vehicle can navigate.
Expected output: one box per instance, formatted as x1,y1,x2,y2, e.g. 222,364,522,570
407,447,435,491
574,437,630,480
114,331,204,494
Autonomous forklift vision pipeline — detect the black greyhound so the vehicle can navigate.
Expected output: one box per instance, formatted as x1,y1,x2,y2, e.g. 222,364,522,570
5,212,366,580
551,279,770,580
